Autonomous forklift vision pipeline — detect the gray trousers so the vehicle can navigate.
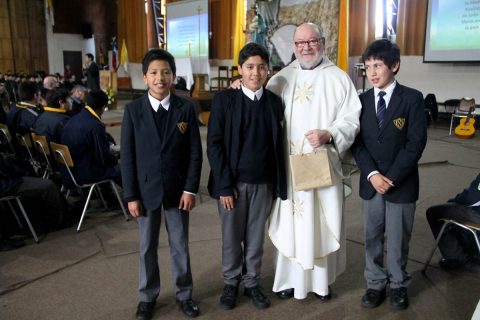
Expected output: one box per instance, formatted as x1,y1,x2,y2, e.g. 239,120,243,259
137,206,192,302
363,193,415,290
218,182,273,288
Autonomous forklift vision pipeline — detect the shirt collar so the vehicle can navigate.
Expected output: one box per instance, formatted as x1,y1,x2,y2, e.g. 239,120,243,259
148,92,170,112
241,85,263,101
374,80,396,99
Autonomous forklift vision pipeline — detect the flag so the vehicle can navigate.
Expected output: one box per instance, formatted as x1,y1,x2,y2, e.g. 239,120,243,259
45,0,55,26
111,37,118,72
120,39,129,73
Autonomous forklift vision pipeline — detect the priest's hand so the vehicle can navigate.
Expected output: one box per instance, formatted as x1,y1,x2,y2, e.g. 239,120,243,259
220,196,235,210
230,79,242,89
305,129,331,148
370,173,394,194
128,200,143,217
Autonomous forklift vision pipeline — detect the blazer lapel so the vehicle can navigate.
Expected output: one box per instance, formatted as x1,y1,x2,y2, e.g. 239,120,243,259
363,90,380,135
161,94,182,150
139,95,162,147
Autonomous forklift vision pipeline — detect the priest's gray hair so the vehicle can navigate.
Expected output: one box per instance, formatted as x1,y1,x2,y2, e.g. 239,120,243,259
294,23,324,39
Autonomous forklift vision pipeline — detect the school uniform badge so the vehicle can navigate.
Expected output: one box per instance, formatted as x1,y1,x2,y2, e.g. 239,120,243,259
393,118,405,130
177,122,188,134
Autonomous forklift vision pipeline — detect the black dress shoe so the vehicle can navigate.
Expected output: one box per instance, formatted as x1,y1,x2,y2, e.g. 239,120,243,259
219,284,238,310
314,286,332,301
361,288,386,308
244,286,270,310
177,299,200,318
276,288,294,299
390,287,408,310
135,301,156,320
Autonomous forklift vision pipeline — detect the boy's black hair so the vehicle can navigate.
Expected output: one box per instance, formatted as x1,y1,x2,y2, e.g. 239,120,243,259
18,81,37,101
238,43,269,66
85,90,108,111
142,49,176,76
46,88,70,108
85,53,94,61
362,39,401,74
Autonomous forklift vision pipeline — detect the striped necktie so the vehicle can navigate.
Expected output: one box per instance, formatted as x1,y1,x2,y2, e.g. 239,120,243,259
376,91,386,128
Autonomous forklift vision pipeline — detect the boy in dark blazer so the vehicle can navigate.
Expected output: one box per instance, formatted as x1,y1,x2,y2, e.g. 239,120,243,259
351,39,427,310
121,49,202,320
207,43,287,311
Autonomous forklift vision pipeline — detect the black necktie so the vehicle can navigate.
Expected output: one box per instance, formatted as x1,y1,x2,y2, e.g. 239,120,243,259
376,91,386,128
254,95,258,102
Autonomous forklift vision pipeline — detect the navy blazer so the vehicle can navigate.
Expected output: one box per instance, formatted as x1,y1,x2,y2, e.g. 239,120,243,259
61,108,118,185
33,108,70,143
207,88,287,200
351,83,427,203
120,93,202,210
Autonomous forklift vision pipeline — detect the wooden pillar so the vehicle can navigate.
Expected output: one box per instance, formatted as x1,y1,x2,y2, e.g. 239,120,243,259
146,0,157,49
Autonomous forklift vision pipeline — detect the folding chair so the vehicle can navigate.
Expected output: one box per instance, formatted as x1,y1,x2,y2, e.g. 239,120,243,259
31,133,54,179
0,123,16,154
422,218,480,274
49,142,130,232
15,132,42,175
0,195,39,243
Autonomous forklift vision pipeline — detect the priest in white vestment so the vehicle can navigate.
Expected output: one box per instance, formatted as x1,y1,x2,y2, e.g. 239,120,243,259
266,23,361,299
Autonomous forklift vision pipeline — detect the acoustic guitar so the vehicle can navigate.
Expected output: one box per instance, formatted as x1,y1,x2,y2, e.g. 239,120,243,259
454,109,476,139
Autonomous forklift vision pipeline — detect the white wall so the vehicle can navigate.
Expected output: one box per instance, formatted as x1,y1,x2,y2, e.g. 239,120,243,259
349,56,480,103
46,20,95,75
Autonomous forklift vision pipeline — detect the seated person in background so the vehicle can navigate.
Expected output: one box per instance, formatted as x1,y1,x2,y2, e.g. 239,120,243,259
6,81,43,135
69,85,87,117
0,153,72,233
61,90,121,186
426,173,480,270
33,88,71,143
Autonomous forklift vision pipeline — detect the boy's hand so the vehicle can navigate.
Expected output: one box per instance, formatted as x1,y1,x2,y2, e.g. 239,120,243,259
128,200,143,217
220,196,235,210
179,192,196,211
305,129,331,148
370,174,394,194
229,79,242,90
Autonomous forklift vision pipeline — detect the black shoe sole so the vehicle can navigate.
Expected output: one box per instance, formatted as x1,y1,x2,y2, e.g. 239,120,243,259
218,302,236,310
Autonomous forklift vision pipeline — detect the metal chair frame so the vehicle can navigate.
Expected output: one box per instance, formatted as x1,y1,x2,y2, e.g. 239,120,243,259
49,142,130,232
0,195,39,243
422,218,480,273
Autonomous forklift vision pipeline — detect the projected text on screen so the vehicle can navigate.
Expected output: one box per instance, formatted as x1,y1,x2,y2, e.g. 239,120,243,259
424,0,480,62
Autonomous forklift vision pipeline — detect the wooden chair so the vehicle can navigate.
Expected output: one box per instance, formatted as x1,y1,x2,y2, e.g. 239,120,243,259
0,195,39,243
422,218,480,274
210,66,230,91
31,133,54,179
49,142,130,232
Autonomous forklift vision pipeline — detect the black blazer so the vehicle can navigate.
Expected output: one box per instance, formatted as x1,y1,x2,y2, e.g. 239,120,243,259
351,83,427,203
207,88,287,200
120,93,202,210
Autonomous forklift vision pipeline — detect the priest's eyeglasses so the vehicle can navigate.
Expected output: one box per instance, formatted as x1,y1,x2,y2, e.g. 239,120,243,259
294,39,321,48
